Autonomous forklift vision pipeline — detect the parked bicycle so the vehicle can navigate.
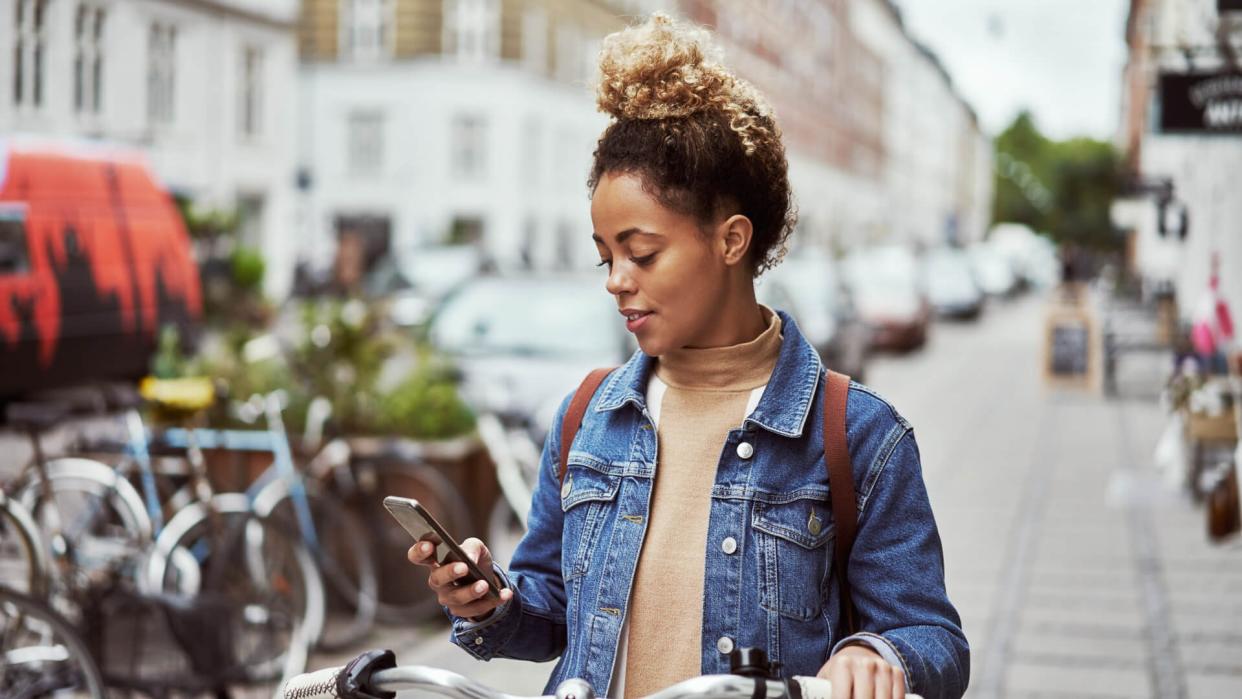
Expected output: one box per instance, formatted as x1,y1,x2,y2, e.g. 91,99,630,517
0,584,106,699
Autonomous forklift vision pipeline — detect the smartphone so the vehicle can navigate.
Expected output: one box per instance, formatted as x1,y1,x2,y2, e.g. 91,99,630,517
383,496,502,601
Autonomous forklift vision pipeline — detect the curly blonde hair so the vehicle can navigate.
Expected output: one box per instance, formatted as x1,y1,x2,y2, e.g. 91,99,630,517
589,12,796,276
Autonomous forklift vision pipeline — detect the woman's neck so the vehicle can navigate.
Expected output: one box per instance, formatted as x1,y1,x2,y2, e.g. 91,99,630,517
683,284,766,350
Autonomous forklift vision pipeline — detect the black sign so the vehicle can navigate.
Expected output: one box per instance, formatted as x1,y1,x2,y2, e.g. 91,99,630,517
1050,322,1089,376
1221,0,1242,12
1159,72,1242,133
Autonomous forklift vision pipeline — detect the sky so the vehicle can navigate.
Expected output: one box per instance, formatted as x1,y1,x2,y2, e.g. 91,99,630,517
893,0,1130,141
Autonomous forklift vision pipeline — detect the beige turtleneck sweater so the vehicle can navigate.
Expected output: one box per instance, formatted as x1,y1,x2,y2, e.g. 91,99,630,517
616,308,783,698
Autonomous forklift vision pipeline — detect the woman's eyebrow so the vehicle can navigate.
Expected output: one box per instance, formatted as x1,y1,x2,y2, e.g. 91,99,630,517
591,228,662,244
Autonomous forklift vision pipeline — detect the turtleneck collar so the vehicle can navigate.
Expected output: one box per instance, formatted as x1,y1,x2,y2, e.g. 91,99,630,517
654,305,783,391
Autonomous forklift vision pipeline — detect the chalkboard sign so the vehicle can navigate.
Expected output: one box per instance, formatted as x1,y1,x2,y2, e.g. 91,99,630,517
1044,306,1096,390
1051,322,1089,375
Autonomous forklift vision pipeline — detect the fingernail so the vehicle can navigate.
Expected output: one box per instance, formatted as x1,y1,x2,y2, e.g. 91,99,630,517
456,564,467,575
422,543,432,552
475,581,487,592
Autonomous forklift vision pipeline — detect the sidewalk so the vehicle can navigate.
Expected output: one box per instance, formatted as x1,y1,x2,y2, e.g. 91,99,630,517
873,294,1242,699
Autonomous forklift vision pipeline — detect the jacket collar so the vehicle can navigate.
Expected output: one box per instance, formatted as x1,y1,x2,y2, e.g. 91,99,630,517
594,310,823,438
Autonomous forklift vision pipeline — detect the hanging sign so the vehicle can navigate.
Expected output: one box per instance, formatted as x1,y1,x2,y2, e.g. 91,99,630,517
1159,72,1242,133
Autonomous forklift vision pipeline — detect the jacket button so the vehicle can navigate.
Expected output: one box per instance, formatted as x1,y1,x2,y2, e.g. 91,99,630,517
561,475,572,499
721,537,737,554
716,636,734,654
474,636,484,646
736,442,754,459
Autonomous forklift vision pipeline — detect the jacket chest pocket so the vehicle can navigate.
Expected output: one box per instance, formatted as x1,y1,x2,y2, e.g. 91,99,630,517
560,466,621,582
751,497,834,621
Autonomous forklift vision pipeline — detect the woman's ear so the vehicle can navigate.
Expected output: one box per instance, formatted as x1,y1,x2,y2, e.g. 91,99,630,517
718,214,754,267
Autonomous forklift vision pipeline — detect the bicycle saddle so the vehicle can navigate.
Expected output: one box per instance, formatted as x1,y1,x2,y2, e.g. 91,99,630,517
5,401,71,433
140,377,217,415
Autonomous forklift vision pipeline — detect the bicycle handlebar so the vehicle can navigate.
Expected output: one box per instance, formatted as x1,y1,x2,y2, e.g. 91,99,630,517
280,659,924,699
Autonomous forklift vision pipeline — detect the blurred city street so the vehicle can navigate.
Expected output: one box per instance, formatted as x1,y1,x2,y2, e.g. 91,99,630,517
316,292,1242,698
2,0,1241,697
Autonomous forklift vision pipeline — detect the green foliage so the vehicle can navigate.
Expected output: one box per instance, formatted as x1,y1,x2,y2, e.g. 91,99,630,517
374,350,476,440
993,111,1122,250
150,324,192,379
230,246,266,292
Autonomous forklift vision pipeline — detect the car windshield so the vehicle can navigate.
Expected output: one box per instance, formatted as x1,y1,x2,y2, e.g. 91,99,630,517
925,251,976,294
430,279,619,358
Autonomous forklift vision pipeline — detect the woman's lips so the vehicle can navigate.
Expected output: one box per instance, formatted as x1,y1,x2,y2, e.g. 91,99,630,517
624,311,653,332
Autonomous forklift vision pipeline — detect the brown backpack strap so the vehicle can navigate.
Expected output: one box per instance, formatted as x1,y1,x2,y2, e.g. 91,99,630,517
558,368,615,483
825,370,859,634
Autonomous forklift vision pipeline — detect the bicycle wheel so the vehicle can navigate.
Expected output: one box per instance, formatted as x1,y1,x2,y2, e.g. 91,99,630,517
19,458,152,601
0,585,107,698
146,494,322,687
0,493,50,599
256,480,379,651
345,459,472,623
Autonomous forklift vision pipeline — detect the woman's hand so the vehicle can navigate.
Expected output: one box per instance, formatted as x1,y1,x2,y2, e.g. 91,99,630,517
407,537,514,620
817,645,906,699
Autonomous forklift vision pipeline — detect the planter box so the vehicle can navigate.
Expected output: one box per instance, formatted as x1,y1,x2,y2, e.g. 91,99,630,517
1186,407,1238,442
345,433,499,539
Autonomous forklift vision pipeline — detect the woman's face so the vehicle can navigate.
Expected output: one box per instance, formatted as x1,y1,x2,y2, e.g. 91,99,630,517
591,172,738,356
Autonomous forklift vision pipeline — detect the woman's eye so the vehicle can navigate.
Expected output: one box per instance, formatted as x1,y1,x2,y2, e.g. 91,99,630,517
630,254,656,266
596,259,612,269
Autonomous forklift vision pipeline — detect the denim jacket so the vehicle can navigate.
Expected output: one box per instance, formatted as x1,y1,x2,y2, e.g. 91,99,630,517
449,311,969,699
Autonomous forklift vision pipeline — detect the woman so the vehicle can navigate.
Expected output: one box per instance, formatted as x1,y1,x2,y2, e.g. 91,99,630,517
409,13,968,699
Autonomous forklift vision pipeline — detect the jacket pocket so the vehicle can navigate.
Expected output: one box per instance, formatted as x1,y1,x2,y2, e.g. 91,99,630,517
560,462,621,582
752,497,834,621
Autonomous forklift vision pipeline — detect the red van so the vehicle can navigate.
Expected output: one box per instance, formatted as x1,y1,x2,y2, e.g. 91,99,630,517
0,137,201,397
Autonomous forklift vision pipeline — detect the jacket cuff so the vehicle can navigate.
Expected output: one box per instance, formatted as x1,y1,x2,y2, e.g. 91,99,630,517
831,632,911,688
449,565,520,660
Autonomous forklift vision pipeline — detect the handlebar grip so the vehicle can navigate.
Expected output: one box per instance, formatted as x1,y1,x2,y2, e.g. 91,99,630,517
280,665,344,699
792,676,832,699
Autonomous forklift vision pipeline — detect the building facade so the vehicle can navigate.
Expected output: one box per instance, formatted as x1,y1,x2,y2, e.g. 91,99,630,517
297,0,991,285
2,0,302,296
1116,0,1242,319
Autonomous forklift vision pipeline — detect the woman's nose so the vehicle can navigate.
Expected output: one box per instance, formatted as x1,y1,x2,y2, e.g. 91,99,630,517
605,264,636,296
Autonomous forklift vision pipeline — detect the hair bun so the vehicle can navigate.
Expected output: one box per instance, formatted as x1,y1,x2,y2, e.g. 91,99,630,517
595,12,770,127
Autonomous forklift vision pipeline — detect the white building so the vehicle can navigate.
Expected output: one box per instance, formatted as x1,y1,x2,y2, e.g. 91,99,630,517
298,0,661,282
1116,0,1242,320
850,0,993,249
299,0,991,288
1,0,301,296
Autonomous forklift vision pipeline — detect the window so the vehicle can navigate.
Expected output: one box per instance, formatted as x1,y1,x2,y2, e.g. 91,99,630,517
554,21,582,83
521,8,547,74
342,0,392,61
0,206,29,274
347,111,385,176
520,116,542,190
147,23,177,125
451,114,487,180
13,0,49,108
74,4,106,114
446,0,499,62
240,46,263,138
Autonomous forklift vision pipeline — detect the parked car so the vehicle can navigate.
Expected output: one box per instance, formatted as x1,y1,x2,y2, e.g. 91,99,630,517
923,247,984,320
427,274,634,439
0,137,201,397
968,243,1020,298
759,254,869,381
843,246,931,352
367,245,484,328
